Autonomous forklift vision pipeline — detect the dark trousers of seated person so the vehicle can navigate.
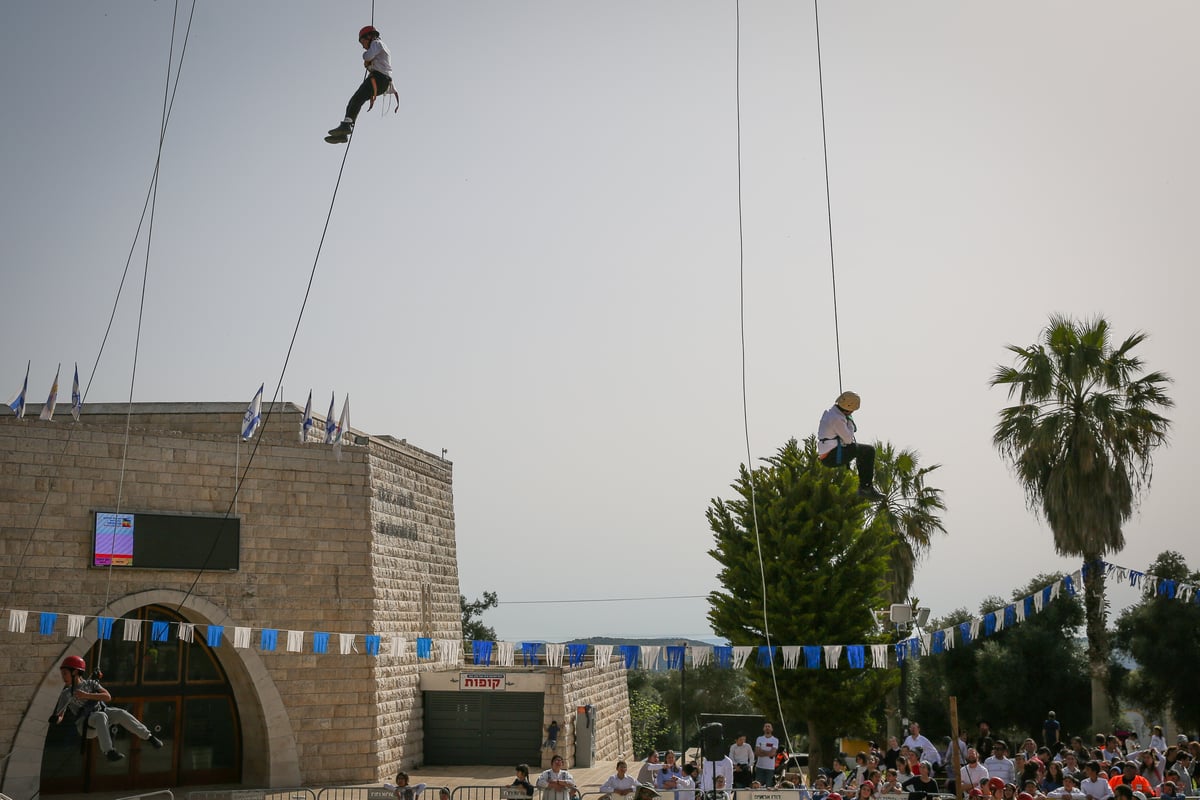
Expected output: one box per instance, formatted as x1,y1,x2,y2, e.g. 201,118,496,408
819,442,876,487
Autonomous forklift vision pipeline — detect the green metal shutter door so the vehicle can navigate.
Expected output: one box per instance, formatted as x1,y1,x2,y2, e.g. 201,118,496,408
480,693,542,765
423,692,542,766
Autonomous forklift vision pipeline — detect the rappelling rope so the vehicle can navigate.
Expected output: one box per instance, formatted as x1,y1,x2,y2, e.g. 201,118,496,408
97,0,189,673
0,0,197,652
813,0,843,394
734,0,796,763
174,129,358,614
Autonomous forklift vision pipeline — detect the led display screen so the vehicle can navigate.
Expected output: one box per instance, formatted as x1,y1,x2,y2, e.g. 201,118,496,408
92,511,239,570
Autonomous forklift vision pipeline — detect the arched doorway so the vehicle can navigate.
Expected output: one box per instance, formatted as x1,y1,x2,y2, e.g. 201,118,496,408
40,604,242,794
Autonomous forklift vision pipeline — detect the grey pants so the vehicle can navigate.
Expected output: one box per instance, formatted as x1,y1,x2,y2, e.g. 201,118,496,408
78,706,152,753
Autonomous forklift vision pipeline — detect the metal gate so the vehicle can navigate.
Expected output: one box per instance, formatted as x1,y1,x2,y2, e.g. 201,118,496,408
423,691,542,765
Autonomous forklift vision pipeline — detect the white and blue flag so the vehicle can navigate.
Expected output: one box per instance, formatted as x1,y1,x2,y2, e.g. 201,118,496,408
300,389,314,442
71,363,82,422
39,363,60,421
324,392,337,444
241,383,264,440
7,361,29,418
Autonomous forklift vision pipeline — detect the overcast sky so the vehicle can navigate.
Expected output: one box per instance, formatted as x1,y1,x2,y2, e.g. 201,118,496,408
1,2,1196,642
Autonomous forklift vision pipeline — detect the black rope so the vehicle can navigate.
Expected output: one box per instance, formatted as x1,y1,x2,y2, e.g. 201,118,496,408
813,0,843,393
174,135,358,613
734,0,794,760
0,0,198,616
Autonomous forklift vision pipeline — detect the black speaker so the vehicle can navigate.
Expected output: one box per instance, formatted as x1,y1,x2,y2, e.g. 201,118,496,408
701,722,725,762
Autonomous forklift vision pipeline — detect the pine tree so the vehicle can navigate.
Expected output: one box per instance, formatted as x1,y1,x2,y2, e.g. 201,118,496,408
707,437,896,776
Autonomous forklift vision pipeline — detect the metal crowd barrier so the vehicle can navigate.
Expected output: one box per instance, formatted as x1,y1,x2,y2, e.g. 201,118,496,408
452,786,513,800
188,788,317,800
317,786,452,800
117,792,175,800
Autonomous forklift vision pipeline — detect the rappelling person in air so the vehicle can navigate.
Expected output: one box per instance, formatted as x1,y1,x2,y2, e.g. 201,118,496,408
817,390,885,501
50,655,163,761
326,25,395,144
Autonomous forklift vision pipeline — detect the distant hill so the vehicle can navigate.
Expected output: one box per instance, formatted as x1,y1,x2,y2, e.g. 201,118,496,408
564,636,726,647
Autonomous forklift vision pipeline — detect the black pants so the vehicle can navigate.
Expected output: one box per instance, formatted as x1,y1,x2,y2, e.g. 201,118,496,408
818,441,876,487
345,71,392,122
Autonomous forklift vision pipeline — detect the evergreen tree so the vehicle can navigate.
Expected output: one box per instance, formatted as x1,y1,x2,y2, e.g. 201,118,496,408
707,437,896,776
909,573,1089,742
1113,551,1200,734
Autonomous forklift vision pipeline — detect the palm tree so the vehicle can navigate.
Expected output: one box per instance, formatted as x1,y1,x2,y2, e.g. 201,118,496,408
990,314,1173,732
871,442,948,604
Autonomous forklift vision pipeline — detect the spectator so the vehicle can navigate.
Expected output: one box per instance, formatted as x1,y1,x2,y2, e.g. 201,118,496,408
1111,787,1133,800
1103,739,1125,764
601,761,640,798
962,748,991,789
884,737,902,771
1081,762,1115,800
709,775,733,800
904,723,943,767
1048,774,1087,800
1044,714,1062,749
676,764,698,800
1109,762,1155,797
512,765,536,798
544,721,561,751
1130,748,1165,789
811,775,831,800
987,742,1017,786
730,734,755,789
978,722,995,755
1150,729,1167,755
1042,761,1067,792
854,780,876,800
880,769,904,794
832,757,852,792
1160,781,1184,800
853,753,872,785
1023,741,1041,761
755,724,780,788
656,752,683,794
1062,752,1084,779
387,772,428,800
902,762,940,796
897,756,915,780
701,752,734,793
537,755,577,800
639,752,662,785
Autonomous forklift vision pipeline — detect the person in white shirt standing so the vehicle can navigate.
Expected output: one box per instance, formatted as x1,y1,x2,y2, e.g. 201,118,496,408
816,391,884,501
730,734,755,788
601,761,641,799
755,723,781,787
327,25,394,143
702,754,735,793
537,755,577,800
902,723,942,768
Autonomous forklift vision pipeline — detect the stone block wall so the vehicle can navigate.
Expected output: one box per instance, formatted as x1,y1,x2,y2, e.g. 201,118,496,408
0,404,461,793
541,664,631,770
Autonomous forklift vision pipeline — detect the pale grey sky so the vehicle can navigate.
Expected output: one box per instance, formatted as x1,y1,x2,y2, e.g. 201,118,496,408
1,2,1196,641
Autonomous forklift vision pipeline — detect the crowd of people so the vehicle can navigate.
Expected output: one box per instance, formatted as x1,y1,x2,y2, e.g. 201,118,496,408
393,719,1200,800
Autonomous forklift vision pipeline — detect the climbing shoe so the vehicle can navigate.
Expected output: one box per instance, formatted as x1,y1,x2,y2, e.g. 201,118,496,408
148,735,164,749
106,749,125,761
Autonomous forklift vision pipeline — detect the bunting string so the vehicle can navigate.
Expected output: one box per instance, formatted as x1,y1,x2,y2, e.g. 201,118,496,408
7,561,1185,669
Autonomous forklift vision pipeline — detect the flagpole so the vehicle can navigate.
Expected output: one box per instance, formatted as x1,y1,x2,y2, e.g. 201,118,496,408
235,434,239,517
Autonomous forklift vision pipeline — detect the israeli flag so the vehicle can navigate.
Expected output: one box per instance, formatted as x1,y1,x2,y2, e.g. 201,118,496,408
71,363,82,422
241,383,264,440
7,361,29,418
324,392,337,444
334,395,350,446
300,389,314,442
39,364,60,421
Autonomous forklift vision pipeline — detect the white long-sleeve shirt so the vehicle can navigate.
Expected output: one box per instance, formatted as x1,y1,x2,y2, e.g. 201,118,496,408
817,405,857,457
363,39,393,76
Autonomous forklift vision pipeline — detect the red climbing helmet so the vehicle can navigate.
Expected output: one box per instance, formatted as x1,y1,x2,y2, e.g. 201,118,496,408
359,25,379,41
61,655,86,672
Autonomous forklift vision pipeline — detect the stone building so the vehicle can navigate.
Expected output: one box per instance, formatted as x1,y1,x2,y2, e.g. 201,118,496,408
0,403,629,798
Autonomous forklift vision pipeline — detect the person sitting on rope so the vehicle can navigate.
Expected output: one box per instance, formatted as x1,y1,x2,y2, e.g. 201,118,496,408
50,655,163,761
817,390,884,501
326,25,394,144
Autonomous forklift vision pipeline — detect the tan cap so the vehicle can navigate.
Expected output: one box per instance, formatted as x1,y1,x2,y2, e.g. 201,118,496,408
836,391,861,412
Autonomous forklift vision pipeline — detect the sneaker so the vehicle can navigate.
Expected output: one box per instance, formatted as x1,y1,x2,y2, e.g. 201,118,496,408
147,735,164,749
327,120,354,137
106,749,125,762
857,485,885,501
